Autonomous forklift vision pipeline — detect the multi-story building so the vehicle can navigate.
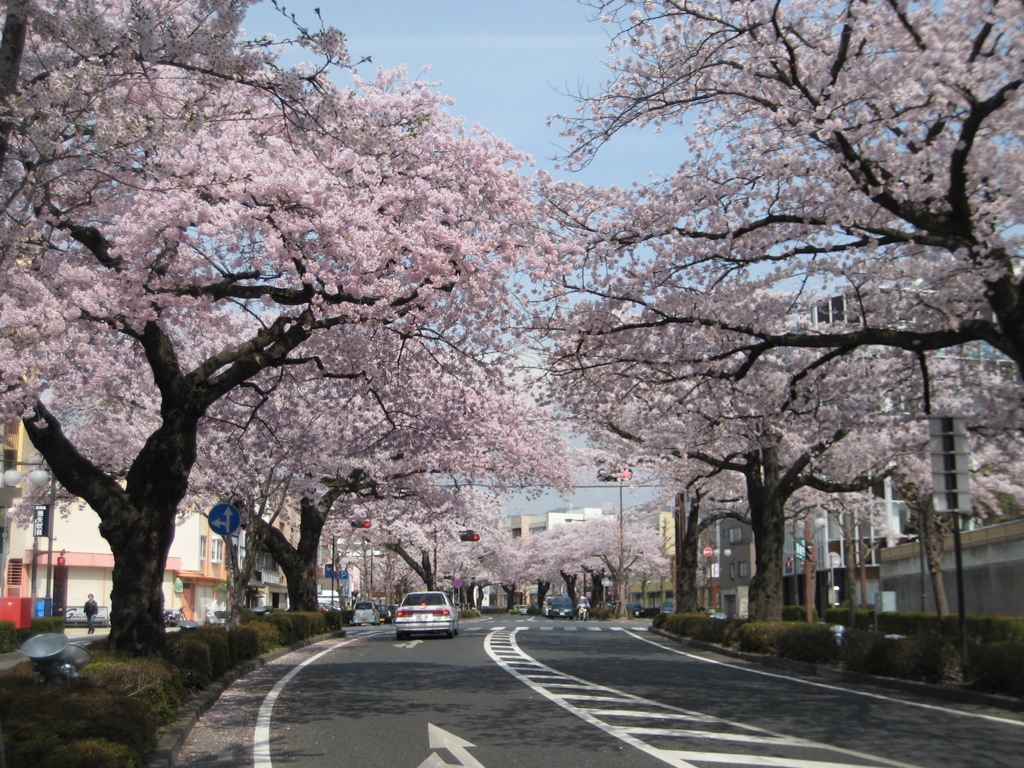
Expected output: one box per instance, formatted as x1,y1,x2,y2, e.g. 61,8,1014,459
1,420,291,622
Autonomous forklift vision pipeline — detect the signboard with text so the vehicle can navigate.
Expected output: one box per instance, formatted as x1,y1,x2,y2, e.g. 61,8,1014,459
32,504,50,538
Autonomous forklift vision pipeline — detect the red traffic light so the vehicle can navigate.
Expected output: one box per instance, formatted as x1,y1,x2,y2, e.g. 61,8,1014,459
350,520,371,529
459,530,480,542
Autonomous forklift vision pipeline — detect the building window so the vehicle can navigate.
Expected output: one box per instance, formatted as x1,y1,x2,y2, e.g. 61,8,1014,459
738,561,750,578
727,527,743,544
199,534,207,562
211,538,224,563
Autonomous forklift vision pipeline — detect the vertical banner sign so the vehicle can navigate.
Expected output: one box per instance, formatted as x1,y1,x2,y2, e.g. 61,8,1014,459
929,416,971,514
32,504,50,538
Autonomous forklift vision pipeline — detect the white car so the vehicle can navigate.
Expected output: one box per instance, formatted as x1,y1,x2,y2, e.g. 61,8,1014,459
351,601,379,626
394,591,459,639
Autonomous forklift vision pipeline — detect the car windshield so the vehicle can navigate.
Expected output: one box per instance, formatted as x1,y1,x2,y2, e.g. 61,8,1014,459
550,597,572,606
403,593,445,606
354,602,374,610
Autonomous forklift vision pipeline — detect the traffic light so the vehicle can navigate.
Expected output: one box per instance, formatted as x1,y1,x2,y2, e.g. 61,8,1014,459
459,530,480,542
350,520,371,529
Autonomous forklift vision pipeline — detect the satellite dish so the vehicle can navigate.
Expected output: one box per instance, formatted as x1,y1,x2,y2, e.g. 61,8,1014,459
21,633,92,684
63,643,92,671
21,632,68,664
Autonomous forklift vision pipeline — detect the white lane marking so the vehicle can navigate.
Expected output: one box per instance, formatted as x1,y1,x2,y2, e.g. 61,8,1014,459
624,630,1024,729
486,628,921,768
395,639,424,648
417,723,486,768
253,635,373,768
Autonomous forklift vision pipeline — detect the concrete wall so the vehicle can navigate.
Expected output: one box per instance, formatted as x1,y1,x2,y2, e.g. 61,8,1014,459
880,519,1024,616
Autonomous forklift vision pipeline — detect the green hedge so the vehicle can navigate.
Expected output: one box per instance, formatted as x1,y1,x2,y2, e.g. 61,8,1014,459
782,605,818,622
0,620,17,652
16,616,66,646
823,610,1024,644
659,616,992,690
0,676,157,768
967,642,1024,697
0,607,344,767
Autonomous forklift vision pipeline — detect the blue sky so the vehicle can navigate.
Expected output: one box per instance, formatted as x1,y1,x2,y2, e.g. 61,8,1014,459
244,1,670,515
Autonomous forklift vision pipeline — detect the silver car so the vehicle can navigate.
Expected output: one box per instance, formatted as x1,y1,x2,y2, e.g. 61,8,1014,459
351,601,379,626
394,591,459,639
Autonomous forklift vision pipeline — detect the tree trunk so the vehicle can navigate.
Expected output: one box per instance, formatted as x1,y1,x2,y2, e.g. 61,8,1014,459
559,571,578,608
24,401,199,654
387,542,435,591
746,449,787,623
842,511,858,625
675,493,701,613
252,497,326,612
903,483,950,619
501,584,516,610
536,579,551,610
922,500,951,619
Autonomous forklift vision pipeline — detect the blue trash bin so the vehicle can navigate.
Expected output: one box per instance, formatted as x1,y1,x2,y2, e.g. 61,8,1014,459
33,598,52,617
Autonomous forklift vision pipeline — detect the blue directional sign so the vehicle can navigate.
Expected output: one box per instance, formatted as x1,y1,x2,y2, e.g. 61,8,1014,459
337,570,349,580
208,503,241,536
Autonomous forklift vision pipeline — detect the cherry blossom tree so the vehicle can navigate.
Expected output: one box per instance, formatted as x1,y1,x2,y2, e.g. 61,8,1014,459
548,0,1024,387
544,313,918,620
0,2,557,653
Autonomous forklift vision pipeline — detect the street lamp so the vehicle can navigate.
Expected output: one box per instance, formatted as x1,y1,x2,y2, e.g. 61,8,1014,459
710,547,732,611
2,460,57,610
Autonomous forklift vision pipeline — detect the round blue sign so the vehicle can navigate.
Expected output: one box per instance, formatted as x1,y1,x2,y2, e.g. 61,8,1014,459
208,503,241,536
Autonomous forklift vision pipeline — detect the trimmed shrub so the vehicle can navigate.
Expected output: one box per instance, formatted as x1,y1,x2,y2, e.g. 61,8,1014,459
823,608,874,631
227,625,261,664
182,626,233,678
242,620,282,654
782,605,817,622
0,619,17,652
16,616,66,645
459,609,481,620
774,623,842,666
736,622,789,655
967,641,1024,697
946,614,1024,644
652,613,667,629
842,633,958,684
876,611,940,637
591,608,615,620
163,637,212,690
261,610,329,643
81,654,181,727
0,677,155,768
321,609,344,632
40,738,139,768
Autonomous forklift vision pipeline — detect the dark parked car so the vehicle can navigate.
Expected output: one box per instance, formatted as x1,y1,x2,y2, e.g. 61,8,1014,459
625,602,643,617
376,604,393,623
545,596,574,619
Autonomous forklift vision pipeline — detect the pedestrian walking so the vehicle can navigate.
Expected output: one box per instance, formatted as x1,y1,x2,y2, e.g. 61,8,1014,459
84,594,98,634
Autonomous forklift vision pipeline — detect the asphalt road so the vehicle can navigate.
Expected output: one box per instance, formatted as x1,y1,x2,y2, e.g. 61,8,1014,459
175,616,1024,768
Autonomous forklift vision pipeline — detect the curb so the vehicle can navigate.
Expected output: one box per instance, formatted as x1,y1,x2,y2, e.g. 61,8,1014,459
648,628,1024,714
146,629,348,768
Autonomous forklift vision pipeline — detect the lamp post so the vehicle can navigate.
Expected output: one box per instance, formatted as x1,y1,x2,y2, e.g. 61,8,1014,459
2,461,57,611
804,515,828,621
710,546,732,612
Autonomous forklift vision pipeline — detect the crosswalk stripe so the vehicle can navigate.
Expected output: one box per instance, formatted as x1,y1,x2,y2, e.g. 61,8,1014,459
484,628,923,768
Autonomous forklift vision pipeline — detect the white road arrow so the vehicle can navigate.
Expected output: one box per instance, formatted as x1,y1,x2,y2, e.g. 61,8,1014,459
394,640,423,649
415,724,486,768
